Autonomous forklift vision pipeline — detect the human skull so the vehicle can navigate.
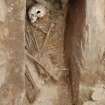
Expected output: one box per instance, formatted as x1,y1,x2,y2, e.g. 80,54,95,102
28,4,46,23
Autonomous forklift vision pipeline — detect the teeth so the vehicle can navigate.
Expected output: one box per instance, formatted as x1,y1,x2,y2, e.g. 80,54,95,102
31,17,38,23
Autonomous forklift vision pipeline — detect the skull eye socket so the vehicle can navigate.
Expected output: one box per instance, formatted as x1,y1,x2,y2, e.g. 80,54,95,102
37,11,41,14
31,14,34,17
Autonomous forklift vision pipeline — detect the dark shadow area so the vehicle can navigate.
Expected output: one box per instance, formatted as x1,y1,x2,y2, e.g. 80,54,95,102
64,0,86,105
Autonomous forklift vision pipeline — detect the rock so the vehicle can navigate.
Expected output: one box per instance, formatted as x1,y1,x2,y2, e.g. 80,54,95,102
83,84,105,105
91,84,105,101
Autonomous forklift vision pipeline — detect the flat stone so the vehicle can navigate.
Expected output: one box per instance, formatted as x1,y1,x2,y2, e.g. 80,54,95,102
83,101,96,105
83,101,105,105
